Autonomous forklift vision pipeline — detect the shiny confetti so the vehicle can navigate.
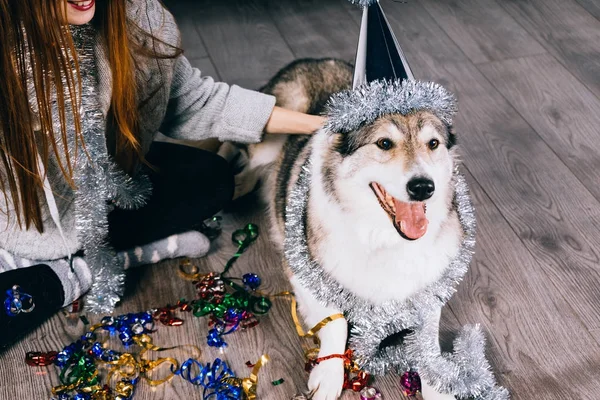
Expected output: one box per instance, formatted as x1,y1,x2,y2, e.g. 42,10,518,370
400,369,421,397
28,223,276,400
26,351,58,367
4,285,35,316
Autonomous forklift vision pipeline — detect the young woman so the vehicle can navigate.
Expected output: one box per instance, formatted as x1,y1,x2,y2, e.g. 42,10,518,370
0,0,324,349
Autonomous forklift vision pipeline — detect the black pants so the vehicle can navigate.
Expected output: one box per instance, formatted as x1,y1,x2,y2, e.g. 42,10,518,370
108,142,234,249
0,142,234,351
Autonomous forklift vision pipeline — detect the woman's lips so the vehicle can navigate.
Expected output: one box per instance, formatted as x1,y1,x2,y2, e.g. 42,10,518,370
67,0,95,12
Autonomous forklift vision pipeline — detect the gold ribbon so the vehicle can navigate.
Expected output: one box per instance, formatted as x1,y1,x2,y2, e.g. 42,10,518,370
223,354,270,400
178,259,209,281
102,334,202,388
288,295,345,338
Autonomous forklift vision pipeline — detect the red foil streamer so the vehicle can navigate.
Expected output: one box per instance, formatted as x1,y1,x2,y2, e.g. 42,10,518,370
26,351,58,367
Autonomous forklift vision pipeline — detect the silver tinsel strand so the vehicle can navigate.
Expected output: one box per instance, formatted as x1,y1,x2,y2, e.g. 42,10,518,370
43,25,151,313
347,0,379,7
284,96,508,398
325,79,457,134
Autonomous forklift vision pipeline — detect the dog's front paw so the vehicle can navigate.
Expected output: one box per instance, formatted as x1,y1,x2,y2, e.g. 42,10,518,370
308,359,344,400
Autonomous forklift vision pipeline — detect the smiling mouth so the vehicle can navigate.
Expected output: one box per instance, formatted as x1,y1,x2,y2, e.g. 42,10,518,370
370,182,428,240
67,0,95,12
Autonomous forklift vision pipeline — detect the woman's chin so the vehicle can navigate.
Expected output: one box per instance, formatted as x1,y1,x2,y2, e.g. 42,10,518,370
66,5,96,25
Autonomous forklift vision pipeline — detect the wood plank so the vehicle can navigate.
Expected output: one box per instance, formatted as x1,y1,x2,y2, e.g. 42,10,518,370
266,0,359,61
163,0,209,59
439,61,600,333
498,0,600,99
479,53,600,201
188,0,296,90
575,0,600,20
447,169,600,399
420,0,546,64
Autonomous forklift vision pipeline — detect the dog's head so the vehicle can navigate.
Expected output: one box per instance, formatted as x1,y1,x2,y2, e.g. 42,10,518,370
318,110,458,243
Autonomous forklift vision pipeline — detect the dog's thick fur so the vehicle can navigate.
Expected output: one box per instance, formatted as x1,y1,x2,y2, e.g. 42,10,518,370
219,58,463,400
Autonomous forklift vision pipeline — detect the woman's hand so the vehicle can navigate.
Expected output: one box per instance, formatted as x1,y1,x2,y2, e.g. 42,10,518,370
264,106,326,135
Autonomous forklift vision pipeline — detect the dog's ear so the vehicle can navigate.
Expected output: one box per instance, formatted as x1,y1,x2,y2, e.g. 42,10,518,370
446,124,457,149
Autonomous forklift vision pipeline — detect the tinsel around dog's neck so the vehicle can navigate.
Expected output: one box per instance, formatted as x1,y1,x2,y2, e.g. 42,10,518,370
283,152,509,399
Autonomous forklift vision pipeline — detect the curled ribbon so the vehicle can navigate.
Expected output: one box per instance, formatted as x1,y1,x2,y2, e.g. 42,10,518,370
175,358,242,399
222,354,270,400
4,285,35,316
223,223,259,276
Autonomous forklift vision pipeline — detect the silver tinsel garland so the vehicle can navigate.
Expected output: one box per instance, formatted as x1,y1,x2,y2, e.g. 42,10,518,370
29,25,151,313
284,80,508,399
325,79,457,133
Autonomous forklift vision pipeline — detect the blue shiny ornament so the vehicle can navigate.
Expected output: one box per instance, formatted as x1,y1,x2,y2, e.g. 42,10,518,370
242,273,261,290
81,332,95,342
4,285,35,317
228,386,243,398
90,342,103,357
119,331,133,345
140,312,153,324
206,328,227,348
224,308,240,322
73,393,90,400
58,394,70,400
55,350,71,367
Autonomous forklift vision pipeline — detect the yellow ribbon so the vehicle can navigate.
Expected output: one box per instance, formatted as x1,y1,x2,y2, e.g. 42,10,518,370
51,376,99,396
178,259,211,281
288,295,345,338
223,354,270,400
101,334,203,388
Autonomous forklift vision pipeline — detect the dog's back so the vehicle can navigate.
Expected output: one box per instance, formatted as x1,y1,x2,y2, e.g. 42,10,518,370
219,59,353,213
261,58,353,114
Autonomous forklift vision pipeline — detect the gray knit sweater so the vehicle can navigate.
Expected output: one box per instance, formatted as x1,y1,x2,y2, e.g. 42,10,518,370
0,0,275,261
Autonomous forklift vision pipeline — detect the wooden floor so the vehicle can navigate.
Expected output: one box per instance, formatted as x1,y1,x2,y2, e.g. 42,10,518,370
2,0,600,399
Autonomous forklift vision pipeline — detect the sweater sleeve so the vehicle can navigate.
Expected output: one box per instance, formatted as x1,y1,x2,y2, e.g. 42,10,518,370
159,55,276,144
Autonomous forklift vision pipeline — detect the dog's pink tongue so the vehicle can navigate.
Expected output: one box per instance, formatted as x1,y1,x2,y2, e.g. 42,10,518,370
394,201,428,240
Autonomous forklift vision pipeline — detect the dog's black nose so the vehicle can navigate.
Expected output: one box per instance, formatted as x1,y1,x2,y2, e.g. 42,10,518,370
407,177,435,201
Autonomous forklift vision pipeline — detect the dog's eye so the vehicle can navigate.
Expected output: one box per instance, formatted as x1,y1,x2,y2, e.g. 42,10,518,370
427,139,440,150
376,138,394,151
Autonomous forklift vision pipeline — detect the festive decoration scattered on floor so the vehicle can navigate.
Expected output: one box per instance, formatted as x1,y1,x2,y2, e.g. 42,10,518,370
29,306,269,400
359,387,382,400
4,284,35,316
26,351,58,366
26,223,276,400
400,369,422,397
170,224,275,348
173,355,269,400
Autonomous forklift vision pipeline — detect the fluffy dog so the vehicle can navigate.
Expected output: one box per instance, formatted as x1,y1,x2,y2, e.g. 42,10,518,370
219,58,464,400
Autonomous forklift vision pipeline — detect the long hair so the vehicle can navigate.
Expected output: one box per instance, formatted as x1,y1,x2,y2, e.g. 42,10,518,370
0,0,181,232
